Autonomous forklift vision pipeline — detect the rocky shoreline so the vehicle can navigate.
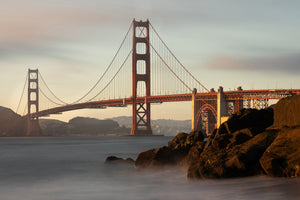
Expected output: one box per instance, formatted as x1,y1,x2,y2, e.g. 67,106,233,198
134,95,300,179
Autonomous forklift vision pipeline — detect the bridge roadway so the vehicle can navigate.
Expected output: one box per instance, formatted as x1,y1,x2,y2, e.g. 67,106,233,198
28,89,300,118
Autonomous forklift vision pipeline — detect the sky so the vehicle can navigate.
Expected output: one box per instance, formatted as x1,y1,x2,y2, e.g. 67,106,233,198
1,0,300,122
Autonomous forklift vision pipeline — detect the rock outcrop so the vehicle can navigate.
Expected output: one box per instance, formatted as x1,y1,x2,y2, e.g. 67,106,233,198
135,95,300,179
260,127,300,177
135,131,205,168
105,156,135,164
272,95,300,128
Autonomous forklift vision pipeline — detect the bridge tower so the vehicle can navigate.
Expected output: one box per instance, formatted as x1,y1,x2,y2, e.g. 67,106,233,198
27,69,41,136
131,19,153,136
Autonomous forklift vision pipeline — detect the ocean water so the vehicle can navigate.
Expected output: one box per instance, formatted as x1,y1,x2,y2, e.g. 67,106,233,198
0,136,299,200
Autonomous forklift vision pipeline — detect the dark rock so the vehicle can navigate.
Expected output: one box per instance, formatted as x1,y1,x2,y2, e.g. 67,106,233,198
135,95,300,179
135,146,188,168
231,129,253,145
210,133,232,150
135,149,156,168
135,131,205,168
105,156,135,164
217,108,274,135
188,130,278,179
155,146,187,166
184,141,206,166
273,95,300,128
260,127,300,177
205,108,273,151
125,158,135,163
186,131,205,145
167,132,188,150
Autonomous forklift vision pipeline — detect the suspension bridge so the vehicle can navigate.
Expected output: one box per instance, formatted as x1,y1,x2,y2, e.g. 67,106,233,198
16,19,300,136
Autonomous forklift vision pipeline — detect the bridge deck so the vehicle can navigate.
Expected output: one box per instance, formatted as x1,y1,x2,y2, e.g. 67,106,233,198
26,89,300,118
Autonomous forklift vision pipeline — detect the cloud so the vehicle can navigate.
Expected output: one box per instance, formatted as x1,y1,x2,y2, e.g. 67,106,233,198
204,53,300,74
0,2,116,45
0,1,132,67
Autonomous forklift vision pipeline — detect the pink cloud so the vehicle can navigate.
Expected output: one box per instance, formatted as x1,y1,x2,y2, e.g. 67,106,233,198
204,56,247,70
0,1,115,45
203,54,300,74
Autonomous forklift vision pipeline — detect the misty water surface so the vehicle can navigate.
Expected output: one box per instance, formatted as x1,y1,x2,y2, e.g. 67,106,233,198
0,136,299,200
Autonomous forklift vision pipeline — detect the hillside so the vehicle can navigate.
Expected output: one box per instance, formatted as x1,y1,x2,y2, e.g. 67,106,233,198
0,106,190,136
0,106,26,136
40,117,130,136
111,116,191,136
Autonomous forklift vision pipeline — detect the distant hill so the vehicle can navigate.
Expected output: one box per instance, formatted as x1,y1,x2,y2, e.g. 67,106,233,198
111,116,191,136
0,106,26,136
39,119,70,136
40,117,130,136
0,106,191,137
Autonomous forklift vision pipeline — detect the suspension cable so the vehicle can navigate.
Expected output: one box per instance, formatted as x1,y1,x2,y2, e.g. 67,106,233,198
138,27,193,92
71,21,133,104
149,23,209,92
39,72,68,105
139,25,212,108
39,87,65,106
87,49,133,102
16,74,28,114
23,100,28,116
87,26,146,102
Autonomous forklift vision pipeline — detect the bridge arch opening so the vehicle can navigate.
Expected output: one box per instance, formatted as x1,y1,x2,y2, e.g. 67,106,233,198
195,104,217,136
136,81,146,97
30,93,37,101
136,60,146,75
136,43,147,54
29,104,38,113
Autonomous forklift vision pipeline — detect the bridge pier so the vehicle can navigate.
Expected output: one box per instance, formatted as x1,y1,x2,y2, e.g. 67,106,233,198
130,19,153,136
217,86,229,128
27,69,42,136
191,88,199,132
27,117,41,136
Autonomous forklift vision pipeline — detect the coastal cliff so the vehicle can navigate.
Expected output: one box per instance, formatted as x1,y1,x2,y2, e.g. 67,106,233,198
135,95,300,178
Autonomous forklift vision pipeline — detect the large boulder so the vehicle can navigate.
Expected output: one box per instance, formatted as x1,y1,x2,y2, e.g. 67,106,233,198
260,127,300,177
135,131,204,168
188,95,300,179
215,108,273,136
134,146,186,168
188,129,278,179
204,107,274,152
272,95,300,128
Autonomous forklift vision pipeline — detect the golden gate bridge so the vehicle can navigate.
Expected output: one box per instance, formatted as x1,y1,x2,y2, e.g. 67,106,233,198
15,19,300,136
